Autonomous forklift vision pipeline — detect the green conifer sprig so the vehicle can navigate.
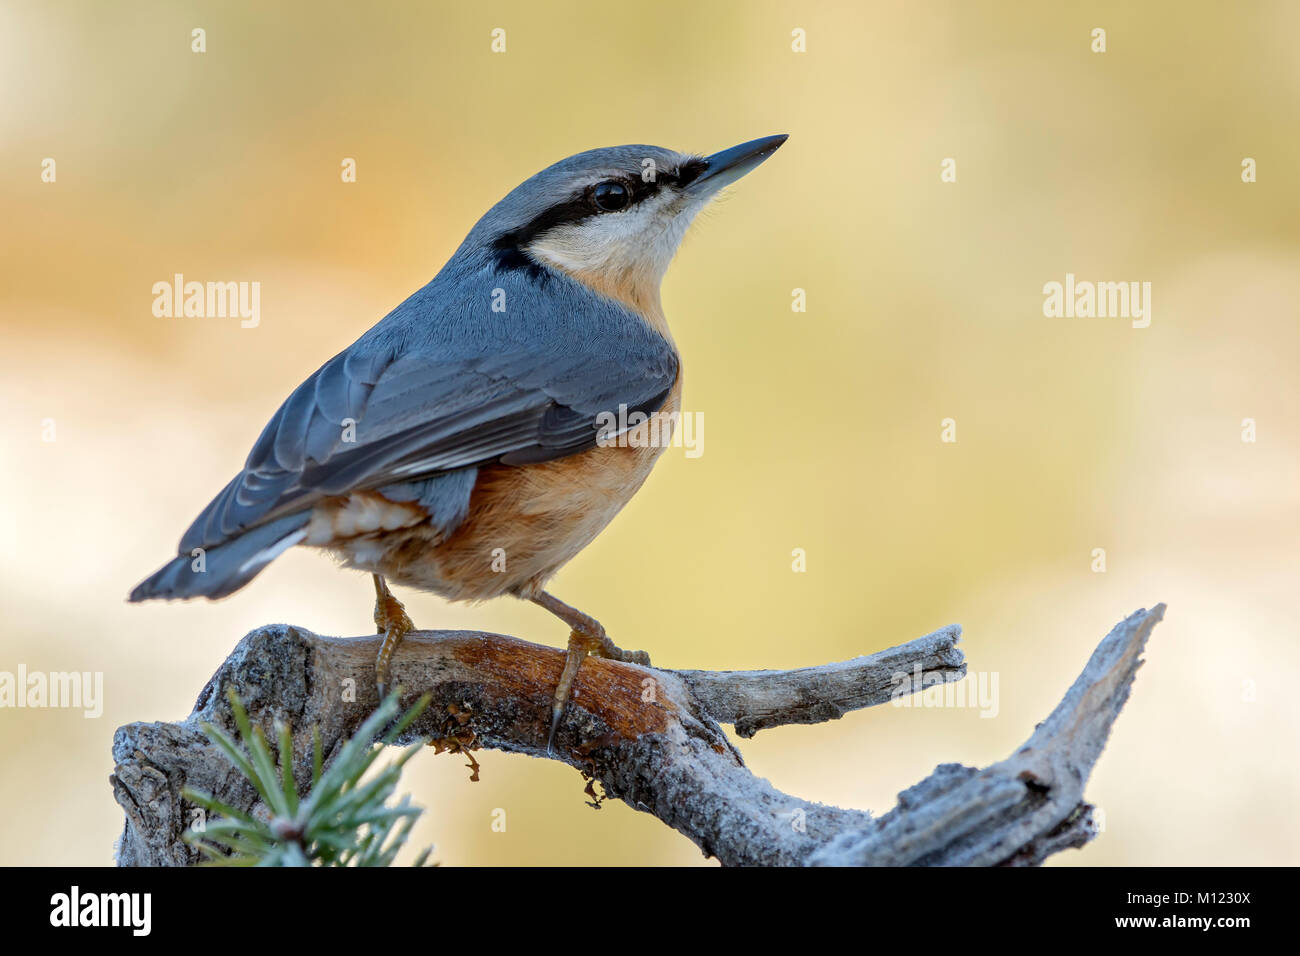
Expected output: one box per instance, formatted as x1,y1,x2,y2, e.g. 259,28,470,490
182,688,434,866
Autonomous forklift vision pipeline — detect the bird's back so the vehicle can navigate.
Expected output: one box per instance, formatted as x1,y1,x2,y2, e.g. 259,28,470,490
131,252,679,603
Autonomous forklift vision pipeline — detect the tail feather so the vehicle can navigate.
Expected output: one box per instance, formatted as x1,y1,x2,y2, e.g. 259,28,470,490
129,512,311,602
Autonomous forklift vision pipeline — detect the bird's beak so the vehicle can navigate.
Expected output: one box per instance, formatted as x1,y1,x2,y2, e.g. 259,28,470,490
687,134,788,195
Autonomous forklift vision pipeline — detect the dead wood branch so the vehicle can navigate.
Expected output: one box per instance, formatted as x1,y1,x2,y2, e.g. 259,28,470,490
111,605,1162,866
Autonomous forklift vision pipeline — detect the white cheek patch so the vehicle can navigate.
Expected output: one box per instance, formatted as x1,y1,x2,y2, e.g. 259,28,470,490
526,190,709,283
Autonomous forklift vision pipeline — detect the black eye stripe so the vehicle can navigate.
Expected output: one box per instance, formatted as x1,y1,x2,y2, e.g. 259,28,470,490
594,176,662,209
493,180,654,255
491,162,703,274
672,158,708,188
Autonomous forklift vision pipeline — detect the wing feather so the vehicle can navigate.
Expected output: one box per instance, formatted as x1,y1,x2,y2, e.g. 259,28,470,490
177,277,677,554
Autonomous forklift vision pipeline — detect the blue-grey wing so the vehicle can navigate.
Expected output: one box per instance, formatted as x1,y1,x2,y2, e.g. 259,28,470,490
179,275,677,552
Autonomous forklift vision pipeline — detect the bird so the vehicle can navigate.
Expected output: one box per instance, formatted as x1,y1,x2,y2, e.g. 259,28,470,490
130,133,788,747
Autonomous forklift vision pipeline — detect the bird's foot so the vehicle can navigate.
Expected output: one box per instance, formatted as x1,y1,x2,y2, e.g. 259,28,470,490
372,574,415,699
547,624,651,753
527,590,650,752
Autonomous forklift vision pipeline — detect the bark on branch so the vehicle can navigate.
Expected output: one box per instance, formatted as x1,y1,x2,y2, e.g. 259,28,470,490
111,604,1163,866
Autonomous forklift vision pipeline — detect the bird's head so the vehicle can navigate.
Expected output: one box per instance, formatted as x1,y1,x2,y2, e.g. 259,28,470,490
463,135,787,314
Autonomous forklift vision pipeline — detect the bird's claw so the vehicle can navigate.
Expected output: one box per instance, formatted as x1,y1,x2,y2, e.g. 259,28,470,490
372,574,414,703
546,628,650,754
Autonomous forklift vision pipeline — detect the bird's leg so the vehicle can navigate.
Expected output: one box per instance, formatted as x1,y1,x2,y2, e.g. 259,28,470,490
372,574,415,699
530,590,650,751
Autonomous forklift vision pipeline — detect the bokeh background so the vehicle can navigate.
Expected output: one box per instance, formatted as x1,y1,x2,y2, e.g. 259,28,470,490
2,0,1296,866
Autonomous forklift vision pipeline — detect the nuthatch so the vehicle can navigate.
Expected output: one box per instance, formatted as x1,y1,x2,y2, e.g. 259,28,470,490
130,134,788,747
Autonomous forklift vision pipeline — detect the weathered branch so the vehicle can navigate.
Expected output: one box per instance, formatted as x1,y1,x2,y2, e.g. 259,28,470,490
111,605,1162,866
678,624,965,738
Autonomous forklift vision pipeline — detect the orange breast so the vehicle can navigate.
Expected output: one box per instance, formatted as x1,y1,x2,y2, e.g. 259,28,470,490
328,376,683,602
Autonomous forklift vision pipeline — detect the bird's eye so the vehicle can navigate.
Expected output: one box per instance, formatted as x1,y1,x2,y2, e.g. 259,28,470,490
592,180,631,212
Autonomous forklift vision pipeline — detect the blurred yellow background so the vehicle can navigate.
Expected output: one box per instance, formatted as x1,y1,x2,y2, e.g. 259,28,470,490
2,0,1297,866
